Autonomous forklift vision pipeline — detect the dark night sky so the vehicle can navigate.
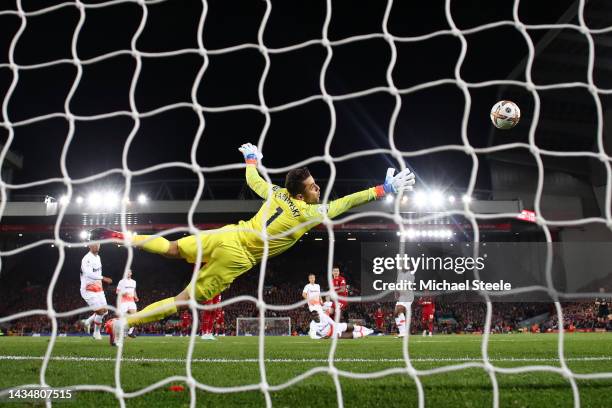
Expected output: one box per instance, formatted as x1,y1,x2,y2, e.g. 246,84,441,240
0,0,604,199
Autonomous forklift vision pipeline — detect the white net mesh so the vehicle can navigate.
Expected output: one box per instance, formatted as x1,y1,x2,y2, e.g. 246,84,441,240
0,0,611,407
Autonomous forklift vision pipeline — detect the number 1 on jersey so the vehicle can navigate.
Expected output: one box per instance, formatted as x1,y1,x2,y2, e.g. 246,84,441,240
266,207,283,227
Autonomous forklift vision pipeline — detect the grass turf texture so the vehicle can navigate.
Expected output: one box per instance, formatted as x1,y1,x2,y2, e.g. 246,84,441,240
1,333,611,407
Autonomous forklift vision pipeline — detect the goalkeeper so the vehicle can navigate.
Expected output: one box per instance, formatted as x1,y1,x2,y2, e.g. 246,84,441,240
102,143,415,345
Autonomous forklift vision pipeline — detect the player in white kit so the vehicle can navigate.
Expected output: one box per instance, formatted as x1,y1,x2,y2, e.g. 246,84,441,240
302,273,322,312
80,243,112,340
116,269,139,338
394,268,414,338
308,310,373,339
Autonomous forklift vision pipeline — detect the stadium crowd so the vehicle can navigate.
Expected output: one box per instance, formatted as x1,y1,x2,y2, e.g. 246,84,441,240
1,274,610,336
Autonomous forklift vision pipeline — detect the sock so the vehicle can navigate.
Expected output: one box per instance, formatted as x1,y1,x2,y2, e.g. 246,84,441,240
93,314,104,334
429,321,434,334
204,312,214,334
126,297,178,327
131,235,170,255
86,313,96,325
395,313,406,335
352,325,365,339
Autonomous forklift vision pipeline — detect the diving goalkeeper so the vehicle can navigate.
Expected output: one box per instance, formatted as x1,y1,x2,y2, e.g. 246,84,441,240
102,143,415,345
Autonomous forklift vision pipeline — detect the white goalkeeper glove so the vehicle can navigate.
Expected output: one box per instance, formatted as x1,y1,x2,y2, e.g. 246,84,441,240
238,142,263,164
382,167,415,194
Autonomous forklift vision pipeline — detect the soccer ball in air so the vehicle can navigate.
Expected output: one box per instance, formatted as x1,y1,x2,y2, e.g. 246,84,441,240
490,100,521,130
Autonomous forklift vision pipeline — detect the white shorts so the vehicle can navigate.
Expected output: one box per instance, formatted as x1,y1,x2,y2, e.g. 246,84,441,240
395,301,412,311
81,290,107,310
119,301,137,314
308,303,322,312
333,322,348,337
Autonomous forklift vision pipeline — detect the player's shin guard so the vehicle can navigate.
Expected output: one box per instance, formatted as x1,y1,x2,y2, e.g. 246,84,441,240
395,313,406,336
126,297,177,327
131,235,171,255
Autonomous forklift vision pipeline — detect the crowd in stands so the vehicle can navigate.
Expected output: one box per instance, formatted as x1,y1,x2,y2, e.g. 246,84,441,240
0,244,610,335
1,275,610,336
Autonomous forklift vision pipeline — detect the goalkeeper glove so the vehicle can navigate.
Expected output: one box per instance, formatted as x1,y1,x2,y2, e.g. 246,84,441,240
238,142,263,164
382,167,415,194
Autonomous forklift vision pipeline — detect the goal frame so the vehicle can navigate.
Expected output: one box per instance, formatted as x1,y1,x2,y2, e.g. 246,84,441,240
236,317,292,337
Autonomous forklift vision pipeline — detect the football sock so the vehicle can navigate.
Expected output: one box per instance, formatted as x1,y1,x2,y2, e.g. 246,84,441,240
395,313,406,335
93,314,104,334
85,313,96,325
126,297,177,327
131,235,170,255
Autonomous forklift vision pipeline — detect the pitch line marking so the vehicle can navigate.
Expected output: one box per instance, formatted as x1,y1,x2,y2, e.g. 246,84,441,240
1,355,611,364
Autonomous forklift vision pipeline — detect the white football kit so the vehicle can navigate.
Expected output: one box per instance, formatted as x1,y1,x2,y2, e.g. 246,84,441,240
116,278,137,313
303,283,322,312
395,268,414,310
309,311,348,339
80,251,107,310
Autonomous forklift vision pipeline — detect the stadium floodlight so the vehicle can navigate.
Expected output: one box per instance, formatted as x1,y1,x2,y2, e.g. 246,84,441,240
137,194,148,204
401,195,408,204
79,230,88,240
59,195,69,206
385,195,394,204
103,191,119,209
462,194,472,203
87,192,101,208
75,196,83,205
413,191,427,208
406,229,416,239
430,190,444,208
448,195,456,203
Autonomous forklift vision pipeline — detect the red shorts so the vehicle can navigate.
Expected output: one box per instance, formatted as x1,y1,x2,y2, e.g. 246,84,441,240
422,313,434,323
376,320,384,329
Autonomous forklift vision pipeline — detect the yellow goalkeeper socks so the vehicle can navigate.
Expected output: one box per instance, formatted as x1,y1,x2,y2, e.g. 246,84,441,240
126,297,177,327
131,235,170,255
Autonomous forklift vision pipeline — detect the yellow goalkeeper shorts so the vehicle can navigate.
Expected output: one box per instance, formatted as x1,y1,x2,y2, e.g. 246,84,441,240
178,226,254,301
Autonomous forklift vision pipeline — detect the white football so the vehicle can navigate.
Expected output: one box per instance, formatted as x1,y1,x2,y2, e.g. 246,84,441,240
490,100,521,130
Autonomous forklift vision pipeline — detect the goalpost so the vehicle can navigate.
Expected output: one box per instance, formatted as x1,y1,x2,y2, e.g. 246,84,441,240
0,0,611,407
236,317,291,337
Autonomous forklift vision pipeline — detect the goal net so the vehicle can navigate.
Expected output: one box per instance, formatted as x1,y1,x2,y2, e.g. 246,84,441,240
236,318,291,337
0,0,611,407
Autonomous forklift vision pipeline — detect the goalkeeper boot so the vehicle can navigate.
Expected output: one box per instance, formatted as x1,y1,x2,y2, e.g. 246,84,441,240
89,227,124,241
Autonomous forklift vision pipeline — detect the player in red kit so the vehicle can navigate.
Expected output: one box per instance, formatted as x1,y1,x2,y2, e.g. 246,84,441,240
331,267,348,317
180,309,192,336
200,293,221,340
374,307,385,334
417,295,435,337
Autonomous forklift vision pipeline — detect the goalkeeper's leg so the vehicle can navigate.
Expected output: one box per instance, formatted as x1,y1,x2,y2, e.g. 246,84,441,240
89,227,180,258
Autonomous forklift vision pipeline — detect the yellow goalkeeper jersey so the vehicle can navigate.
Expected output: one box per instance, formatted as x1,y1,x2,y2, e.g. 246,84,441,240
236,164,383,263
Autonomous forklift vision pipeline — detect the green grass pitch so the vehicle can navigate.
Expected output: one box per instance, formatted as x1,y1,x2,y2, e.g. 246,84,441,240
1,333,611,407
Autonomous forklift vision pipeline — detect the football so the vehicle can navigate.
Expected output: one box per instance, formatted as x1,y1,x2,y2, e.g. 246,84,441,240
490,100,521,130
